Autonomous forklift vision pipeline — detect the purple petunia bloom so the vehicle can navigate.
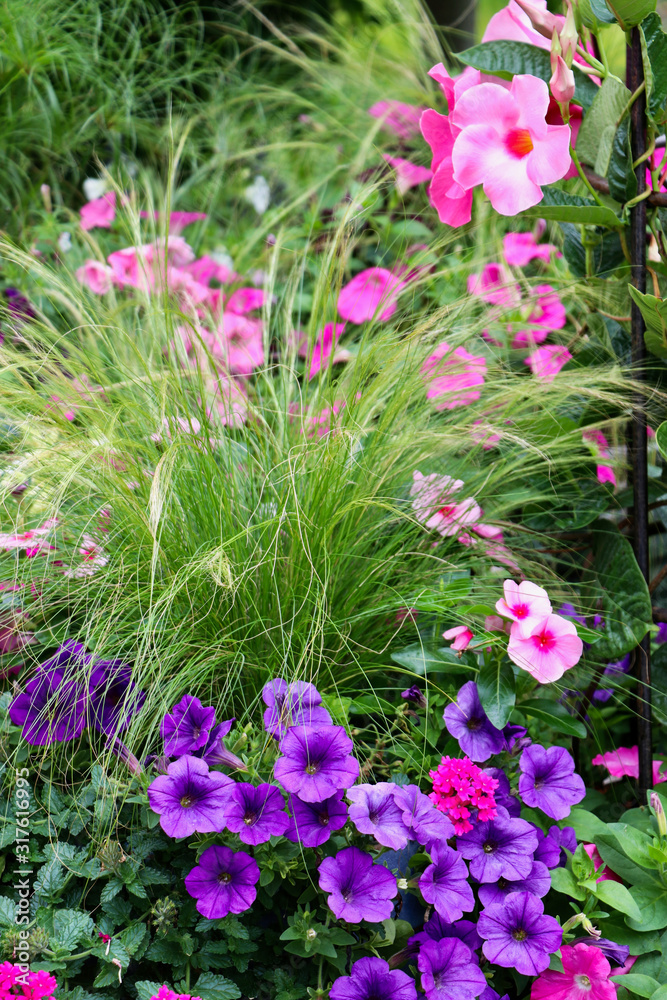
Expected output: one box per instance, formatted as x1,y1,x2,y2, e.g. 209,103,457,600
477,860,551,906
456,806,538,883
657,622,667,644
222,782,289,845
570,937,630,967
161,695,217,756
594,654,632,703
194,719,244,770
443,682,505,762
9,640,90,745
147,755,233,838
480,989,510,1000
274,724,359,802
477,891,562,976
502,722,529,751
262,678,332,739
518,744,585,820
401,685,427,709
392,783,454,845
318,846,397,923
484,767,520,817
419,843,474,922
347,783,411,849
184,844,259,918
411,916,482,954
88,660,145,735
285,792,348,847
532,824,576,869
329,957,417,1000
417,938,487,1000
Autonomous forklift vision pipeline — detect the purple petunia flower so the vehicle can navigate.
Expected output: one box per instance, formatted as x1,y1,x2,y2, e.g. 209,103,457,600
594,654,632,703
477,891,562,976
262,678,332,739
401,685,427,709
502,722,529,751
329,957,417,1000
88,660,145,735
657,622,667,644
9,640,90,745
194,719,244,770
285,792,348,847
443,682,505,762
518,744,585,820
484,767,520,817
570,936,630,967
274,724,359,802
318,846,397,923
477,860,551,906
161,695,217,756
419,843,474,922
392,783,454,845
222,782,289,844
417,938,487,1000
480,989,509,1000
147,755,233,838
410,916,482,954
456,806,538,883
184,844,259,918
532,824,576,869
347,783,411,849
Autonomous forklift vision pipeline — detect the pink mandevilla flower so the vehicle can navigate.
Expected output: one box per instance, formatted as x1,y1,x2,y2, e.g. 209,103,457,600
530,942,616,1000
524,344,572,382
503,227,558,266
507,613,583,683
483,0,563,51
337,268,405,324
368,100,424,139
496,579,552,637
422,342,486,410
451,75,571,216
382,155,432,195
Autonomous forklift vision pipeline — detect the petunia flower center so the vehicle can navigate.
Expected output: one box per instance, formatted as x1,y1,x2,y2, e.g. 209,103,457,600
243,811,256,826
318,812,329,827
180,795,194,808
466,717,482,731
505,128,534,159
512,927,528,941
483,839,497,854
217,871,233,885
574,975,592,990
305,762,319,775
341,885,354,902
192,725,201,740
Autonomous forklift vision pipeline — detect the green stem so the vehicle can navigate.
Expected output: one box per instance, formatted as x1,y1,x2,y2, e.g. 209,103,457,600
570,148,605,206
575,44,606,76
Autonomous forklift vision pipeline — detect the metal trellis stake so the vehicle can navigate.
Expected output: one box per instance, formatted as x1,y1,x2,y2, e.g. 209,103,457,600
628,25,652,800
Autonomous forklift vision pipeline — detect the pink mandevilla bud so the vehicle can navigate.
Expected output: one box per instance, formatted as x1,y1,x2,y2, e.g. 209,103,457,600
550,54,576,106
560,2,579,64
513,0,562,40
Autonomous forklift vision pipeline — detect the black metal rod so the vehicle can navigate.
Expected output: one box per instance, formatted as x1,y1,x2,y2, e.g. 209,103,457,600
628,26,652,799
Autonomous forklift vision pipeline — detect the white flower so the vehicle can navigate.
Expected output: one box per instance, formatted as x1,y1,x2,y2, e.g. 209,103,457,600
211,248,235,272
244,175,270,214
57,232,72,253
83,177,108,201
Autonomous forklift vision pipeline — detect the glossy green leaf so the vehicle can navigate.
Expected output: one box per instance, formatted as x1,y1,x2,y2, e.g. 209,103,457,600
607,823,661,869
606,0,655,27
628,286,667,358
457,41,598,108
521,188,621,227
596,837,660,887
584,524,652,660
520,699,587,738
569,808,610,843
390,644,473,676
477,660,515,728
609,974,660,996
640,13,667,124
651,987,667,1000
579,0,619,24
627,883,667,931
608,120,638,203
550,867,586,900
577,77,631,171
586,879,643,921
560,223,626,279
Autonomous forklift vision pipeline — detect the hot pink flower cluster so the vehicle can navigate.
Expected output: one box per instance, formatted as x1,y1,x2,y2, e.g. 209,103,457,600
469,262,567,351
582,429,616,487
428,755,499,834
497,580,583,683
0,964,57,1000
149,987,202,1000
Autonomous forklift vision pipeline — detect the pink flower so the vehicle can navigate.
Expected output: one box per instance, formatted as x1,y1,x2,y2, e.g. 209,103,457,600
298,322,350,379
550,54,575,105
337,268,405,324
525,344,572,382
368,100,424,139
422,342,486,409
583,430,616,487
226,288,266,314
139,210,207,234
496,579,552,637
410,470,482,538
530,942,616,1000
152,235,195,268
468,263,520,307
483,0,562,50
184,255,237,286
503,229,558,266
471,420,502,450
382,155,432,195
443,625,473,650
165,267,210,306
596,465,616,486
207,375,248,428
214,313,265,377
64,534,108,579
592,746,667,785
290,401,348,439
451,75,571,216
582,844,622,883
510,284,567,348
429,755,498,835
507,613,583,683
547,98,583,179
80,191,116,230
76,260,114,294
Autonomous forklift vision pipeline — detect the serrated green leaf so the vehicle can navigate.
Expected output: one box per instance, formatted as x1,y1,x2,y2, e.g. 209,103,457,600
477,660,515,728
0,896,15,928
457,41,598,107
135,983,165,1000
51,909,94,951
194,973,242,1000
577,77,632,170
521,188,622,227
641,12,667,125
520,699,587,738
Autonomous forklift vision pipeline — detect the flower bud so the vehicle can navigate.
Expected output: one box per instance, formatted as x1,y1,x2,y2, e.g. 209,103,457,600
443,625,473,651
651,791,667,837
397,878,409,890
560,2,579,64
513,0,562,40
581,915,602,939
306,928,318,940
550,55,576,106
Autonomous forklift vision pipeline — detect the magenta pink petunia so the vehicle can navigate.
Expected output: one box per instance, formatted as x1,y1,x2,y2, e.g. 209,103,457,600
298,322,350,379
80,191,117,230
530,942,616,1000
337,268,405,324
524,344,572,382
76,260,114,295
503,229,558,266
591,745,667,785
450,75,571,216
507,613,583,683
422,342,487,410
